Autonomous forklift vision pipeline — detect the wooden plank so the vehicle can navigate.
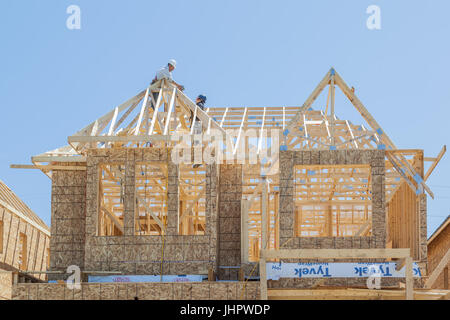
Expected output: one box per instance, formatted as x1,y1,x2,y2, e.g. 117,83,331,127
391,152,434,199
334,70,397,148
190,105,198,135
330,75,335,146
395,258,406,271
233,107,248,155
114,100,139,130
354,220,371,236
71,89,145,139
149,87,163,134
260,248,411,259
333,70,433,198
164,88,177,135
220,107,228,127
261,178,268,250
31,155,86,163
10,164,86,171
68,135,171,143
386,153,418,193
267,288,449,300
0,200,50,236
136,194,165,231
176,89,226,135
257,107,266,154
285,69,332,132
424,145,446,181
100,206,124,234
405,256,413,300
107,107,119,136
345,120,358,148
260,257,268,300
208,267,215,281
425,248,450,289
134,88,150,136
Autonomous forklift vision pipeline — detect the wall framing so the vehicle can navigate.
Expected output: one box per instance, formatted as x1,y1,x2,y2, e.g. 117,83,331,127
82,148,218,276
279,150,386,251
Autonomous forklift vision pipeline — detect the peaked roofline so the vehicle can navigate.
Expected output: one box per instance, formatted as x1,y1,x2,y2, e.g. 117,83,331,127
18,68,439,199
428,215,450,245
0,179,50,236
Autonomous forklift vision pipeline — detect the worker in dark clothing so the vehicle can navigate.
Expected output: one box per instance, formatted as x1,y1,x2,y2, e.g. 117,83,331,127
191,94,207,124
196,95,207,110
192,95,207,168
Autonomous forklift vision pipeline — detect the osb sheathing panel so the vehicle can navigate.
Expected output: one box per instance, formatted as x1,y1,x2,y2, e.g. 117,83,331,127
0,207,50,282
279,150,387,265
267,277,424,289
419,195,428,263
12,281,260,300
0,271,12,300
82,149,218,276
428,225,450,289
218,164,242,280
49,168,86,278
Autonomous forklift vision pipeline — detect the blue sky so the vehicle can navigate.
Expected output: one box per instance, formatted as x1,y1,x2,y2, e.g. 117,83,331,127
0,0,449,236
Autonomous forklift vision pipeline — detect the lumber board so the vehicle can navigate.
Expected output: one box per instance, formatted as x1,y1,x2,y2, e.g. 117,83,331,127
260,248,411,259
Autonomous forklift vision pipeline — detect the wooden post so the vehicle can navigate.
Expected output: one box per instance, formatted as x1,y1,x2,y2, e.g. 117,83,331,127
444,266,449,290
330,75,335,146
259,256,268,300
260,178,269,300
208,267,215,281
261,178,268,251
12,272,19,285
326,205,333,236
405,256,413,300
238,267,245,282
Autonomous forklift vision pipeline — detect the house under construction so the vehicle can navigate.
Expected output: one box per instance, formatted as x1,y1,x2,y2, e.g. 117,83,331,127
10,68,449,300
0,180,50,300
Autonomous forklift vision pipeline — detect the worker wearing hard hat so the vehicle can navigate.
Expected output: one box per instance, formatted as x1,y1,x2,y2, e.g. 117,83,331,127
196,95,207,111
152,59,184,91
150,59,184,111
190,94,207,124
192,94,207,166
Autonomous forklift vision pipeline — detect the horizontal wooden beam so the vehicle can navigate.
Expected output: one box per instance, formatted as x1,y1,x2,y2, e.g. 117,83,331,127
10,164,86,171
261,248,411,259
267,288,447,300
31,155,86,163
68,135,172,143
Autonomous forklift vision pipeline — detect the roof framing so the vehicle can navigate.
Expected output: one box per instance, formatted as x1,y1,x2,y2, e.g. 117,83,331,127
10,68,444,199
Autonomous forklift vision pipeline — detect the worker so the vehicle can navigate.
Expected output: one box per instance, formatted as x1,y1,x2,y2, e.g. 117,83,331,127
150,59,184,110
190,94,207,126
196,94,207,111
152,59,184,91
192,95,207,166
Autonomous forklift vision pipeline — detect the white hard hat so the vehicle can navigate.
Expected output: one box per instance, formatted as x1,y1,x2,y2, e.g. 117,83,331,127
168,59,177,68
